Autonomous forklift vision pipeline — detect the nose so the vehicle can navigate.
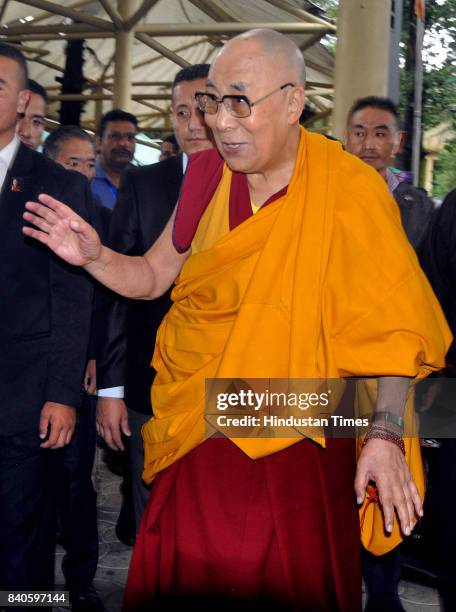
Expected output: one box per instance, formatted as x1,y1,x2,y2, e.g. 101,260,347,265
188,106,207,132
17,117,30,138
362,132,377,151
214,101,237,132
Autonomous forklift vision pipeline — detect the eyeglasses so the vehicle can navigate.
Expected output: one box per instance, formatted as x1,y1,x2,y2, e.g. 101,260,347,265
195,83,295,118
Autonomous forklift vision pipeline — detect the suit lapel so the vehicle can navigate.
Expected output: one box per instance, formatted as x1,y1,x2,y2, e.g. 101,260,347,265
167,153,184,186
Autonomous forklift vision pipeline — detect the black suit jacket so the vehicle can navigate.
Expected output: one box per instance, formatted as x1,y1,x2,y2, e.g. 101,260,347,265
0,143,94,435
96,154,183,414
420,188,456,364
392,181,434,252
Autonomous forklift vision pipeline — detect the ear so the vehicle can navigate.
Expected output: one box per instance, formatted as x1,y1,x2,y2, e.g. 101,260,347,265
392,130,405,156
288,86,305,125
17,89,30,115
96,134,102,147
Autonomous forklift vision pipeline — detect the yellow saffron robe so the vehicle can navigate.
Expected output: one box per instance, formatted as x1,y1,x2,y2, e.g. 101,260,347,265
142,127,451,553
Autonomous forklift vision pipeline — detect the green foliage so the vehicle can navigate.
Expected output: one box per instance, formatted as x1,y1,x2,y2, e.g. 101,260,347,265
422,0,456,193
422,0,456,128
432,137,456,197
312,0,456,194
310,0,338,20
399,0,456,192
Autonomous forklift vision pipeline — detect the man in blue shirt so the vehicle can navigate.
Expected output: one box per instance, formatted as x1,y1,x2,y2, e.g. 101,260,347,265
92,109,138,210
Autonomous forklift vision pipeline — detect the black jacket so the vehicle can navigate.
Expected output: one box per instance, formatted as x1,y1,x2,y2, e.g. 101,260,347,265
420,188,456,364
393,181,434,251
96,154,183,414
0,143,94,434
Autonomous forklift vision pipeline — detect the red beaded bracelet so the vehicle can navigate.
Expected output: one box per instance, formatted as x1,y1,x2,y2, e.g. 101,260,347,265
363,425,406,455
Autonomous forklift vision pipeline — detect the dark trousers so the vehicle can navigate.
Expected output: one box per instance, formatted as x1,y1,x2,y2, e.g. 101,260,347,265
433,438,456,611
0,428,56,591
55,394,99,590
362,547,404,612
127,408,151,529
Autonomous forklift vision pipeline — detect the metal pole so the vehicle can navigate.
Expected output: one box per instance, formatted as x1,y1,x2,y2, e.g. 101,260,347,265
333,0,391,140
113,0,135,110
135,22,333,35
411,16,424,187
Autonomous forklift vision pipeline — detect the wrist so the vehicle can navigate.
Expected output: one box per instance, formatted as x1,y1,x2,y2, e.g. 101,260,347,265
372,410,404,434
363,425,406,455
84,244,108,274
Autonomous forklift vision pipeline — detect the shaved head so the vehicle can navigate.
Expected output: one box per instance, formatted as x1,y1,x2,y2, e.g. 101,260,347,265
220,28,306,87
203,28,306,177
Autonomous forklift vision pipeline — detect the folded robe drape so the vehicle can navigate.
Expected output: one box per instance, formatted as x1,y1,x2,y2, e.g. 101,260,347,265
125,129,451,609
142,127,450,482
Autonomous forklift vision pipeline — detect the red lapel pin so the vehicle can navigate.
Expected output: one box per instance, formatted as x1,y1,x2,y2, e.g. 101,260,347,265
11,178,23,192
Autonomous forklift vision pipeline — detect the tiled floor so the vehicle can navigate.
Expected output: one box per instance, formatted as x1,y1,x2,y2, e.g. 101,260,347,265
53,445,443,612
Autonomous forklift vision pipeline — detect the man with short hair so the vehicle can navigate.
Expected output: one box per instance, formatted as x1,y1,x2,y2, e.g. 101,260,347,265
43,125,105,611
44,125,96,181
16,78,47,150
92,109,138,210
420,187,456,612
0,43,93,593
345,95,437,612
159,134,179,161
345,96,434,251
96,63,214,532
24,30,451,610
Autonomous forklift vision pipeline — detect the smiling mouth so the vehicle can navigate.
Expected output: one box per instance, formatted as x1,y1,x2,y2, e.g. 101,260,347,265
222,142,244,149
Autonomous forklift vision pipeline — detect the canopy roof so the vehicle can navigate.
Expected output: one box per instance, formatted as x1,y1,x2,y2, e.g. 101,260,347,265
0,0,336,133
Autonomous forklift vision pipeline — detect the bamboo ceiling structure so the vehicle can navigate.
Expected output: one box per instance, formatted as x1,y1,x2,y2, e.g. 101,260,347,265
0,0,336,134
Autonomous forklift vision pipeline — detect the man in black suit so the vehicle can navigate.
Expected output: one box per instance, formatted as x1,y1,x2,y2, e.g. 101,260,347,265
43,126,106,612
345,96,435,612
0,44,93,594
420,188,456,611
96,63,214,530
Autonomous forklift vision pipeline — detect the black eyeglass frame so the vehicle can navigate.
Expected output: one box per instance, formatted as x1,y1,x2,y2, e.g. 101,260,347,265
195,82,295,118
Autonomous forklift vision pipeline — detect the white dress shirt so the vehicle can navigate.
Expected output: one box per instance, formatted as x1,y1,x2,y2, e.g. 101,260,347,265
0,135,20,192
98,152,189,399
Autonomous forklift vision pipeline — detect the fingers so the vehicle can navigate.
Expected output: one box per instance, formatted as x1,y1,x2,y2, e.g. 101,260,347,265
357,439,424,537
378,488,395,534
376,460,422,536
40,422,75,449
23,210,52,233
24,199,85,234
96,419,104,440
22,224,51,244
408,477,424,518
65,427,74,446
37,193,75,218
39,412,50,440
97,418,125,451
120,415,132,438
110,423,125,451
354,467,369,506
25,200,60,222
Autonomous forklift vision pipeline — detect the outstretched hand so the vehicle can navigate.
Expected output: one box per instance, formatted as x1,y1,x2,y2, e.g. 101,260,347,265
355,438,423,536
23,194,101,267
